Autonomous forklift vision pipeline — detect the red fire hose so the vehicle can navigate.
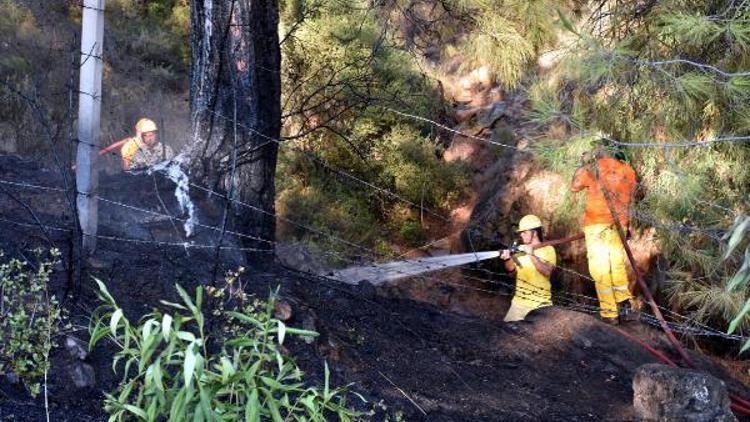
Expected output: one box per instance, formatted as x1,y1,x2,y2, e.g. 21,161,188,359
528,229,750,416
537,232,584,249
98,138,129,156
578,163,750,417
71,138,129,170
614,326,750,416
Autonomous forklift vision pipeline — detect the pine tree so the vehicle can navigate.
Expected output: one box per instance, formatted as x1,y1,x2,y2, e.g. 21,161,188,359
190,0,281,261
532,1,750,335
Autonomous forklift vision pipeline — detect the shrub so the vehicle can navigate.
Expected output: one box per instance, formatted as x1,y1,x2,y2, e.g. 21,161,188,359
89,279,362,421
376,124,471,210
399,220,426,247
0,249,64,397
276,177,380,259
276,1,470,256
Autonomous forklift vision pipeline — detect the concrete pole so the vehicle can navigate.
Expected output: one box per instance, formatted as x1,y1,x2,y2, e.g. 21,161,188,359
76,0,105,254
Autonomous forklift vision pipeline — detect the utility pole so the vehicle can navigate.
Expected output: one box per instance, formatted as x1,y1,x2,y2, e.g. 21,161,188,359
76,0,105,254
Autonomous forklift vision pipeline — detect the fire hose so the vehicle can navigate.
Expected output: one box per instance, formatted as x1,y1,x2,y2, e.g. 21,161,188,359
588,160,750,417
70,138,129,170
547,229,750,416
504,232,584,267
614,327,750,416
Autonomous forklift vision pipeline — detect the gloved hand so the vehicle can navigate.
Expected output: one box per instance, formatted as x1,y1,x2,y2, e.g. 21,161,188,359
500,249,512,260
517,244,534,255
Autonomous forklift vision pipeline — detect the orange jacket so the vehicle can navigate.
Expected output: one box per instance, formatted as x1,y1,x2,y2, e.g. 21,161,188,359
571,157,636,227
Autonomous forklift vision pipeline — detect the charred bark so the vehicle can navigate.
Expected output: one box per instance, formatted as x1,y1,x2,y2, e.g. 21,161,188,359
190,0,281,262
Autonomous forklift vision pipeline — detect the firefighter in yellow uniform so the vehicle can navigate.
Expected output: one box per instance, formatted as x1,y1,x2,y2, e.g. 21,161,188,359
120,118,174,170
500,214,557,322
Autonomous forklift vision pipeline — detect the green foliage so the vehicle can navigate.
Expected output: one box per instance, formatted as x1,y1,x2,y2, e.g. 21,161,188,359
440,0,562,87
529,2,750,331
655,12,724,48
399,220,426,246
528,134,591,231
276,175,380,259
0,0,38,38
89,279,362,421
276,0,470,255
376,125,470,209
550,4,750,140
392,0,566,88
528,81,564,126
460,13,534,87
0,249,64,397
0,0,45,152
725,215,750,351
107,0,190,72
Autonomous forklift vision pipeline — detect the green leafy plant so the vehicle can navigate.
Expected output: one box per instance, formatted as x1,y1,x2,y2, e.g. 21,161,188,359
0,248,64,397
725,214,750,351
89,279,363,421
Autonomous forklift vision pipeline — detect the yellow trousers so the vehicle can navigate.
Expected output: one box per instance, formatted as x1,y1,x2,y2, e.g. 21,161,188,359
504,301,534,322
584,224,632,318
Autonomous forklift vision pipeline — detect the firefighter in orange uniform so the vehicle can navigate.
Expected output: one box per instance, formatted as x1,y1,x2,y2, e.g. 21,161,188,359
571,143,637,324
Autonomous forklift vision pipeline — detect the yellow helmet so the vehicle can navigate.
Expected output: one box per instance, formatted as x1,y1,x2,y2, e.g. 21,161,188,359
135,118,158,134
517,214,542,232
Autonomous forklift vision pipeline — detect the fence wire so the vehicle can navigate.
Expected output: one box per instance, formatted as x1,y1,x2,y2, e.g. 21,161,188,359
1,174,745,344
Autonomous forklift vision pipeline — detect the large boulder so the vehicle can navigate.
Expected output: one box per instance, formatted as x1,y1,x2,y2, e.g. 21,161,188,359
633,363,736,422
275,242,325,274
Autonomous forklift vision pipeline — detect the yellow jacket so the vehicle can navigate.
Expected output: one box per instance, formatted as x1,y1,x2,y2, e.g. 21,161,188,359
120,137,142,169
120,137,174,170
512,245,556,309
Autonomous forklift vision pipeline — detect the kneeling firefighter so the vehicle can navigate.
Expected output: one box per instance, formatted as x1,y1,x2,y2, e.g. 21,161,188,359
120,118,174,170
499,214,557,322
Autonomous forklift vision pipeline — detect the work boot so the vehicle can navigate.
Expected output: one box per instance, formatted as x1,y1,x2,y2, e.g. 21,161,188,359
601,316,619,326
617,300,638,323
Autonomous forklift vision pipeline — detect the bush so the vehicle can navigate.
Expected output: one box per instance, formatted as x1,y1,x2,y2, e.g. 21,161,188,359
108,0,190,73
376,124,471,210
0,249,64,397
276,177,380,261
276,1,470,256
399,220,426,247
89,279,362,421
276,128,470,258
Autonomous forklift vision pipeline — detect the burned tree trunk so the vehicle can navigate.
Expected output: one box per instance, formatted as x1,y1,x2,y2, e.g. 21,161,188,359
190,0,281,260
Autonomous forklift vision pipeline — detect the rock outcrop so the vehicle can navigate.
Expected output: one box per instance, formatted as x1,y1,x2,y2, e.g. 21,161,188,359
633,363,736,422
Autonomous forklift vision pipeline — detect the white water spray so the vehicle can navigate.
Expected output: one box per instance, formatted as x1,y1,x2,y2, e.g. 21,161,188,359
149,158,198,237
331,251,500,285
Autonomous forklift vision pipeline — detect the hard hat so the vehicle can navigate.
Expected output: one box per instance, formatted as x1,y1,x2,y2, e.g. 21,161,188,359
517,214,542,232
135,118,158,134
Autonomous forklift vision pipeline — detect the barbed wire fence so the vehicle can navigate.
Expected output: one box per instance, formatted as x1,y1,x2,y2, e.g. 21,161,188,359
2,85,748,330
1,123,744,344
0,117,746,346
5,7,750,422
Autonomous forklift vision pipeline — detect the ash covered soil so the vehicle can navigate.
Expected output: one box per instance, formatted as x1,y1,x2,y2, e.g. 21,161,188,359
0,155,748,421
